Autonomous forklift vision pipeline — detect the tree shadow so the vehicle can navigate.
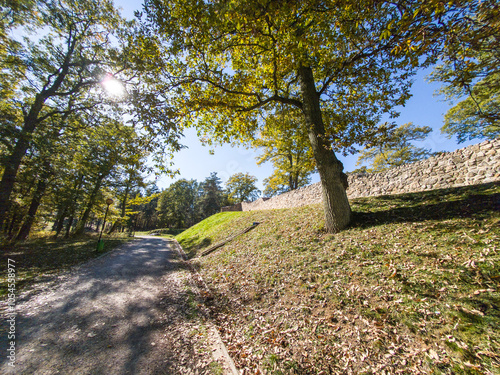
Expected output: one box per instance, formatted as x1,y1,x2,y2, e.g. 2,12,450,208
177,236,212,258
350,182,500,229
0,237,212,374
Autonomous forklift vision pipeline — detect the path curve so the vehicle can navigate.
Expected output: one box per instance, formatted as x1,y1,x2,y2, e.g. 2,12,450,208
1,236,230,374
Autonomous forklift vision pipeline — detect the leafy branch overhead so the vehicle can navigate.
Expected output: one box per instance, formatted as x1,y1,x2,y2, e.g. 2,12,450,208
142,0,466,232
254,108,316,197
428,0,500,143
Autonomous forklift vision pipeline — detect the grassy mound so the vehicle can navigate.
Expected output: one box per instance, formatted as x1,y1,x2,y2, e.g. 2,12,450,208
177,182,500,374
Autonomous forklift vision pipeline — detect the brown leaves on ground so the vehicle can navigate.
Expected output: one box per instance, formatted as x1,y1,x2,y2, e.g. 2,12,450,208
185,183,500,374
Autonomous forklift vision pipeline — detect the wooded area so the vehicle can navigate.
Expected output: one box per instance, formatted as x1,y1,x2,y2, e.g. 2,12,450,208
1,0,498,240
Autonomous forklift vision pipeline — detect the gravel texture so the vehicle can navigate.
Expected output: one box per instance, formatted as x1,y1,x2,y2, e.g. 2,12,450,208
1,236,233,374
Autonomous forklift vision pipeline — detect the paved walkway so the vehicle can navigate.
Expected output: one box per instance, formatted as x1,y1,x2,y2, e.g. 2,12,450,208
1,236,232,374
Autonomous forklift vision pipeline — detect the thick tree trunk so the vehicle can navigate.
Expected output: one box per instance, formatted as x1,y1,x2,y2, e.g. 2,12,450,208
298,65,351,233
73,174,104,236
16,166,51,241
0,99,44,227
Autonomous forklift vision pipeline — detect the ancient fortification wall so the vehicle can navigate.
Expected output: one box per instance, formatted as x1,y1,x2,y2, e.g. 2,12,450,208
221,138,500,212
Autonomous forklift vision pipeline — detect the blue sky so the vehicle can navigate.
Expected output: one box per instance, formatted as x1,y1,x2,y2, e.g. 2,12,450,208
115,1,476,191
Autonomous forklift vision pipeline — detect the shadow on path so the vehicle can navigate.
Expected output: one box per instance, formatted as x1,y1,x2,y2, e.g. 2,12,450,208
1,237,212,374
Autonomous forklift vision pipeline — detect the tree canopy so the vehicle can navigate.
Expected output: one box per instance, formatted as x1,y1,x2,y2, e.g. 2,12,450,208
141,0,457,232
226,172,260,203
254,108,315,197
428,0,499,143
0,0,181,239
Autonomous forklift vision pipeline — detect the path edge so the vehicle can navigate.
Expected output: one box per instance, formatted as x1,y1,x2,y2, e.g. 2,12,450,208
170,238,240,375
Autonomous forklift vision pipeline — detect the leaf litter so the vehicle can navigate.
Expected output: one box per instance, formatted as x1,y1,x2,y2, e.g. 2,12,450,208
179,182,500,374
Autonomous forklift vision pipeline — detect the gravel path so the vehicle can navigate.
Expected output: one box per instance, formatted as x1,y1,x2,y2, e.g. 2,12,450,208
1,236,233,374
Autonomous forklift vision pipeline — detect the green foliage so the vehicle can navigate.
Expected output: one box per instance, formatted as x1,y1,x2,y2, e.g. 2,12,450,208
435,64,500,142
157,179,199,228
142,0,426,146
0,0,184,239
197,172,229,217
355,122,435,172
254,109,316,197
428,0,500,143
153,172,231,231
140,0,467,233
225,172,260,203
126,189,161,231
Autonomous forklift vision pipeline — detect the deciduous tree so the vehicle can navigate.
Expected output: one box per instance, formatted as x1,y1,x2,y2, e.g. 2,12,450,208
226,173,260,203
254,108,315,197
428,0,499,143
355,122,435,172
0,0,126,226
142,0,456,232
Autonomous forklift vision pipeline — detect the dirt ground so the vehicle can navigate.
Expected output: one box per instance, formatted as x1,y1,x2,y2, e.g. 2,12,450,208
1,236,235,374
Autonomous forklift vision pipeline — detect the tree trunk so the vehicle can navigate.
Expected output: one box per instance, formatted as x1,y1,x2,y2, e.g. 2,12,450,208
73,174,104,236
53,206,68,239
0,98,44,227
108,178,130,235
16,165,51,241
298,65,351,233
64,215,74,238
7,205,21,239
62,174,84,238
0,32,76,227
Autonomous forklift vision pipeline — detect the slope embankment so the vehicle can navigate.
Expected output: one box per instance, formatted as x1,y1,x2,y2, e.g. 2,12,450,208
177,182,500,374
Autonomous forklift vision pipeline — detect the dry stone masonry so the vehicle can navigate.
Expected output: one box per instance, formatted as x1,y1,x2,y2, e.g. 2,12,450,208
222,138,500,212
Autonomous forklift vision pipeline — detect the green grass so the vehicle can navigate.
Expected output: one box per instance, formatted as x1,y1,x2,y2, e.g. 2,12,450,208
0,234,134,297
176,211,250,257
178,182,500,374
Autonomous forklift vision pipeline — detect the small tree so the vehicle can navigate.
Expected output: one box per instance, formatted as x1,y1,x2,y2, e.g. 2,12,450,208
355,123,435,172
226,173,260,204
254,109,316,197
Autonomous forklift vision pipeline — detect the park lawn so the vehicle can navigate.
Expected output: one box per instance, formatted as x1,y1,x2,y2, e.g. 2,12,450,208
178,182,500,374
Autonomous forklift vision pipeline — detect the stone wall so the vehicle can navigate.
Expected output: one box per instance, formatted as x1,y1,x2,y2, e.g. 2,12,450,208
220,202,243,212
227,138,500,212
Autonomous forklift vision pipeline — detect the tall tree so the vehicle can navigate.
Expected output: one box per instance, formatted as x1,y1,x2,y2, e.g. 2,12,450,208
0,0,126,226
354,122,435,173
226,173,260,203
197,172,227,218
142,0,457,232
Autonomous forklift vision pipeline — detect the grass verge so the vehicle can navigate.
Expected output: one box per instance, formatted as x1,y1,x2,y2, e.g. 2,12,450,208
178,182,500,374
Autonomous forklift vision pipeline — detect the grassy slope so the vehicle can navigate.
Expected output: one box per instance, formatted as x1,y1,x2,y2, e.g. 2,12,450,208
177,182,500,375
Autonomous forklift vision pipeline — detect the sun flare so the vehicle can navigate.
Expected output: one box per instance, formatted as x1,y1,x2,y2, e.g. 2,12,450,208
101,74,125,97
